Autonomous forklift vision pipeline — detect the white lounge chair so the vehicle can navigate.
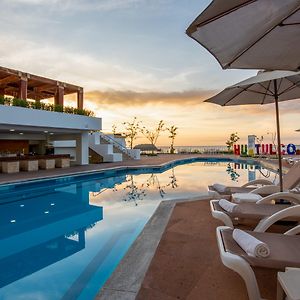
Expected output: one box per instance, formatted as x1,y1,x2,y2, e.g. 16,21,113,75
210,192,300,229
216,224,300,300
208,161,300,197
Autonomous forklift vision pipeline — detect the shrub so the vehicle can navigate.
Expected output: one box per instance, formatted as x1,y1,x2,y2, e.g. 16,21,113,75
4,97,11,105
3,96,95,117
32,101,41,109
45,104,54,111
64,106,75,114
54,104,63,112
83,109,95,117
12,98,29,108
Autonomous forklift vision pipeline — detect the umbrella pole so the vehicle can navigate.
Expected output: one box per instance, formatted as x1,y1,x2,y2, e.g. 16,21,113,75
273,79,283,192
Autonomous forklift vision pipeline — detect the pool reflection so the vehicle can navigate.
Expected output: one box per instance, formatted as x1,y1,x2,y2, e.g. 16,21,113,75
0,185,103,289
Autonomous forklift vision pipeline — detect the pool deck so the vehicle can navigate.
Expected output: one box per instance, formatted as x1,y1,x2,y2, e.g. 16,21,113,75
0,153,286,185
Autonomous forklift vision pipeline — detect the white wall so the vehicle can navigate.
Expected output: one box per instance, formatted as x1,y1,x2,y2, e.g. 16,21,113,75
0,105,102,131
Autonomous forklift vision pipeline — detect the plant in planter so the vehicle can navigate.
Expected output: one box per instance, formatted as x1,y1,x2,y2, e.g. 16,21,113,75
54,104,64,112
4,97,11,106
32,101,42,109
83,109,95,116
64,106,75,114
12,98,29,108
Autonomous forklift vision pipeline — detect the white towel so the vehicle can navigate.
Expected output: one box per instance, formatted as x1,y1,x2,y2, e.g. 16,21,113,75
213,183,229,193
218,199,238,213
232,193,262,204
291,187,300,194
232,229,270,258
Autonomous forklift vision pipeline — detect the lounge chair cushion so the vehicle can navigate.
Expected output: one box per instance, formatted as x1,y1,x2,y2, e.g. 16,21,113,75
209,185,254,195
213,201,291,220
232,193,262,203
221,228,300,269
212,183,230,193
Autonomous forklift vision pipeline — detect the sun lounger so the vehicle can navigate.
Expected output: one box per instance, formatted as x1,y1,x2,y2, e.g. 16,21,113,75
216,225,300,300
209,161,300,197
210,192,300,229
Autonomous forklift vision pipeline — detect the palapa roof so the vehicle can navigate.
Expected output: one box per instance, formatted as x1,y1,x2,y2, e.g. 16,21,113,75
133,144,159,151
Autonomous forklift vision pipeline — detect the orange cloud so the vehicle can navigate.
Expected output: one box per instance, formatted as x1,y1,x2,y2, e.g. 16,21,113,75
84,89,217,107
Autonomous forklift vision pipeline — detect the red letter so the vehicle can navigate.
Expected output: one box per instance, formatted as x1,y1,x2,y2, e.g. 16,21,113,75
234,144,240,155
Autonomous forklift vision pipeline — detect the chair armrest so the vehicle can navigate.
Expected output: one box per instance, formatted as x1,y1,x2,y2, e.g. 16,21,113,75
254,206,300,232
285,225,300,235
216,226,262,300
257,192,300,204
210,200,234,228
249,185,280,195
241,179,273,188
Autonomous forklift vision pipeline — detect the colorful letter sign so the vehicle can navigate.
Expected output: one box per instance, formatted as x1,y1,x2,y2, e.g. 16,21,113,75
234,141,298,156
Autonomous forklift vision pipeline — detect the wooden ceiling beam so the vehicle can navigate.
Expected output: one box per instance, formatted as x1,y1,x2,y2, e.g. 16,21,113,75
33,84,55,93
0,75,19,86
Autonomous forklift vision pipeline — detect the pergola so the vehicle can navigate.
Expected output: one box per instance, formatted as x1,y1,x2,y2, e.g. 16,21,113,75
0,66,84,109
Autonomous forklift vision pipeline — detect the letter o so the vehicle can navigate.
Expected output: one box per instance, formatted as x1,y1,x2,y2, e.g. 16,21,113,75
287,143,296,155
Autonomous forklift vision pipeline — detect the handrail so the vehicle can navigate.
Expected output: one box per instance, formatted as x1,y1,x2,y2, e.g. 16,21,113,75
99,132,132,156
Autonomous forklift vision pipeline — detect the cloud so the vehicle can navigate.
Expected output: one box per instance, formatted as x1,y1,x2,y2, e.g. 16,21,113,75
85,89,216,107
1,0,147,11
0,31,211,93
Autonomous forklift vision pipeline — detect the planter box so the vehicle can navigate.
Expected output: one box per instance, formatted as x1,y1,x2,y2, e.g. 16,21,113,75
2,161,19,173
39,159,55,170
20,160,39,172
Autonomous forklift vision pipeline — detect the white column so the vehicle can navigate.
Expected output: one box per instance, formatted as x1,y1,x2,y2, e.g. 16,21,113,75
76,132,89,165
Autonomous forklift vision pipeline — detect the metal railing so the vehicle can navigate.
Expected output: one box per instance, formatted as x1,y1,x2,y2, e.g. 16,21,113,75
99,132,134,158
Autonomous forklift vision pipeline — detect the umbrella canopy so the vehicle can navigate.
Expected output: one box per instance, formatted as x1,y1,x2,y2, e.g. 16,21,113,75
204,70,300,191
186,0,300,71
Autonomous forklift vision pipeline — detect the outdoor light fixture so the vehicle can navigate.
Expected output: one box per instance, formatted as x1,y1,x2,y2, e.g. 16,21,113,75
9,129,15,132
19,132,24,135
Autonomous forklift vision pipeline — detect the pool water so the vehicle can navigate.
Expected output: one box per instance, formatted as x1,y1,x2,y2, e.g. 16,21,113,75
0,159,276,299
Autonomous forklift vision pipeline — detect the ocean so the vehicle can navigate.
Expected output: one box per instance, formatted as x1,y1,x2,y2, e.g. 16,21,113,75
160,145,228,154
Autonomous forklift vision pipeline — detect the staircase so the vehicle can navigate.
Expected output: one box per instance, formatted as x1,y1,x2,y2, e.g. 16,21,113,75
89,132,140,162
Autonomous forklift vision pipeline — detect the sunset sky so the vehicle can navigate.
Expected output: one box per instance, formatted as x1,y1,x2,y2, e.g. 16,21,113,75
1,0,299,146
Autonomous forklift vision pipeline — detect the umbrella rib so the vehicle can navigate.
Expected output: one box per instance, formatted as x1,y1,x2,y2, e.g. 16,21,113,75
280,8,300,26
243,83,274,97
260,81,272,104
193,0,257,28
222,86,251,106
246,89,273,97
257,82,274,96
277,78,284,94
225,6,300,68
278,78,300,96
281,21,300,26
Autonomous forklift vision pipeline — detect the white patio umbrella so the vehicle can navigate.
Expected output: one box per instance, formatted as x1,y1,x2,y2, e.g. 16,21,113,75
204,70,300,191
186,0,300,71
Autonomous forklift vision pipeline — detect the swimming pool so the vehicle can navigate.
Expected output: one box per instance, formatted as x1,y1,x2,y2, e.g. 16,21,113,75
0,158,276,299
